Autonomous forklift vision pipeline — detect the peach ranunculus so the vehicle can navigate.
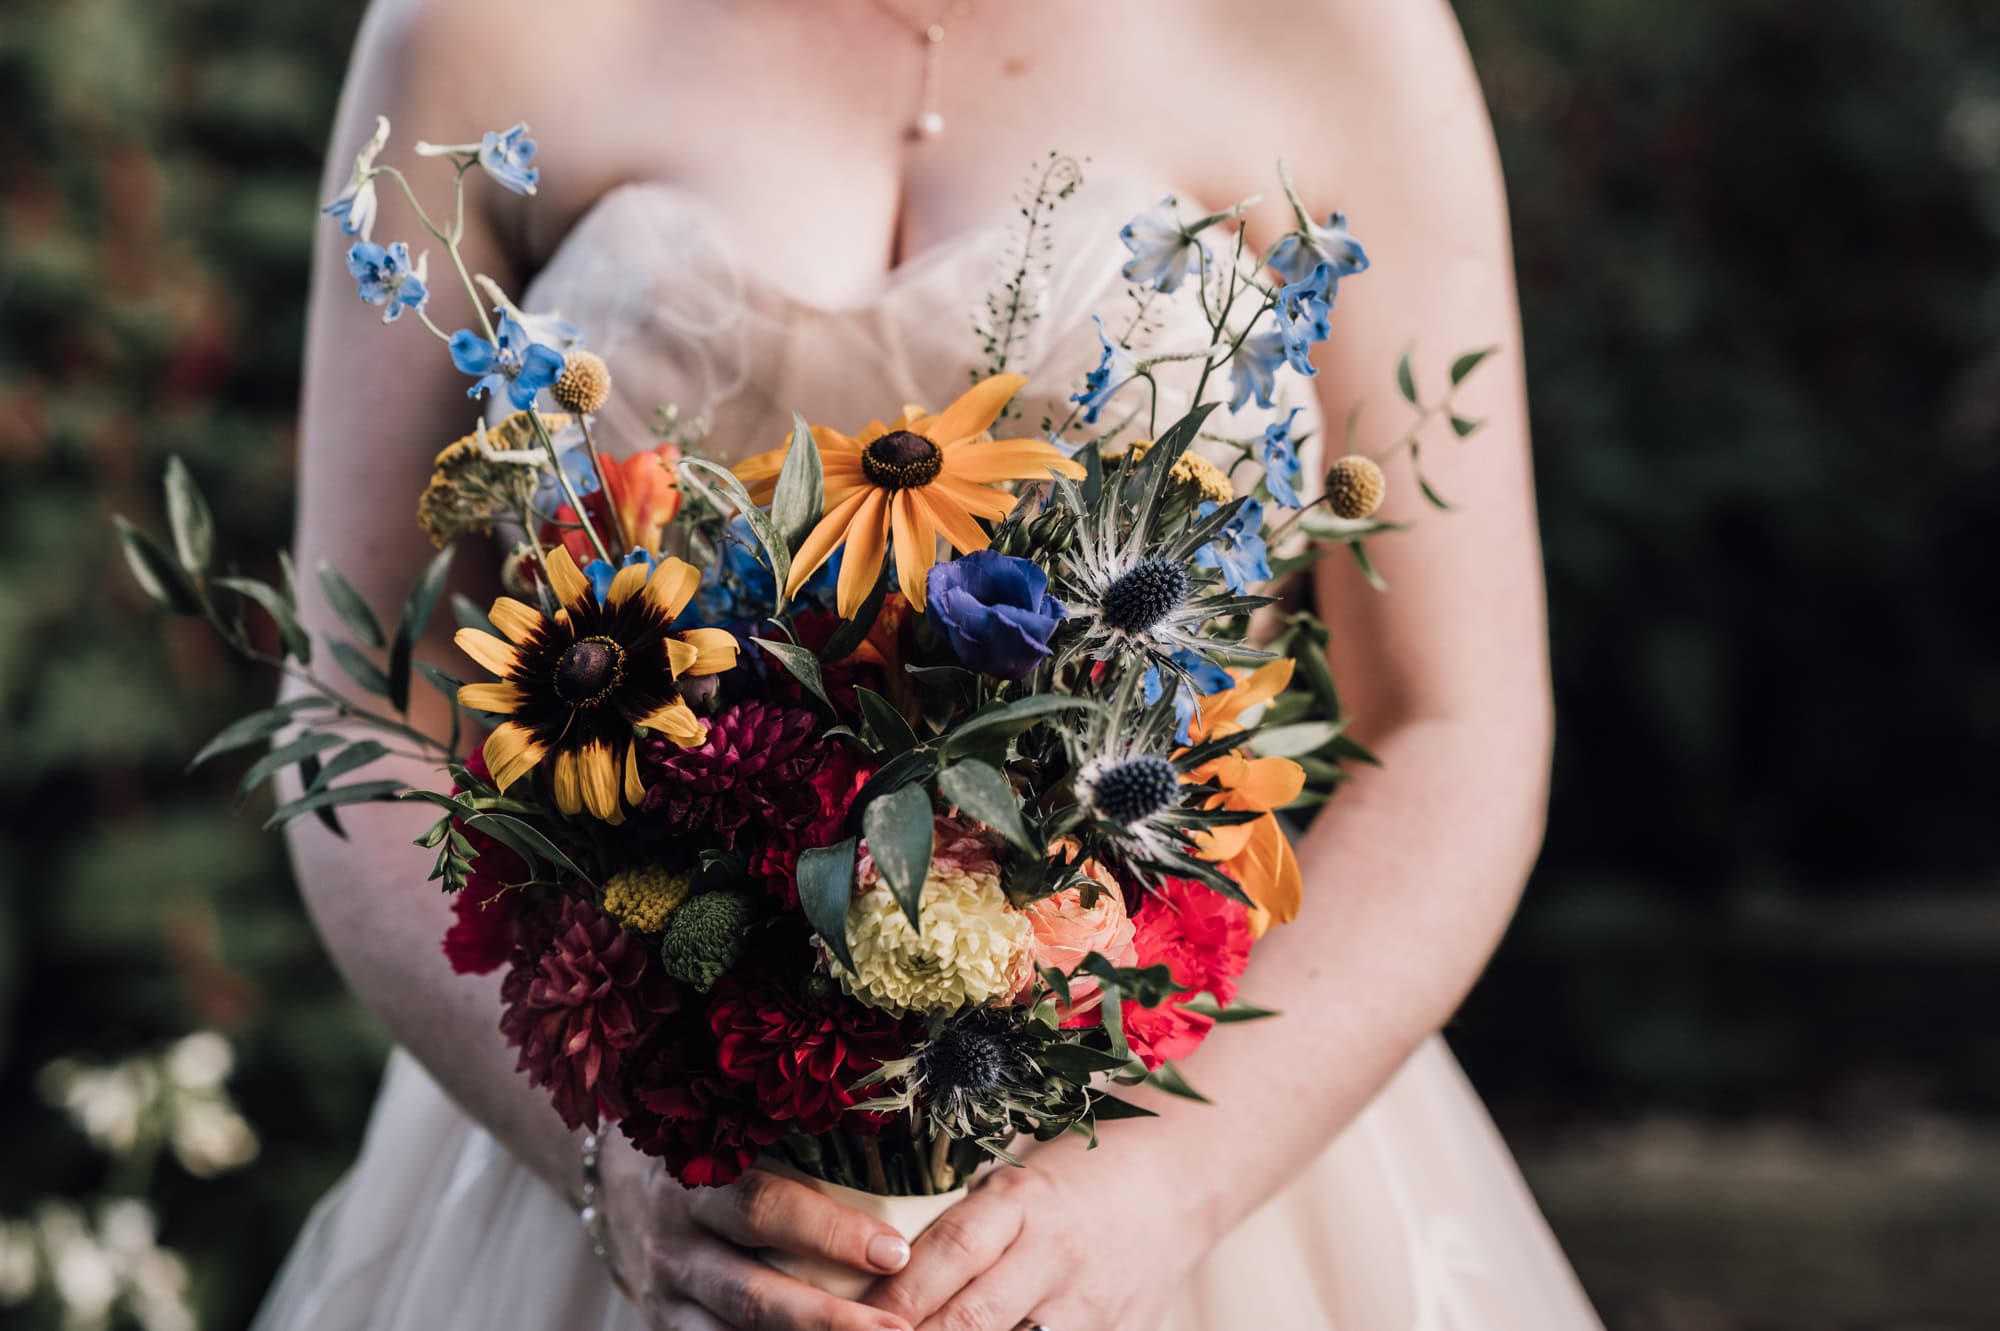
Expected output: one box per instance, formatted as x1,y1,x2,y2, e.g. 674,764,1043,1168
1180,658,1308,937
1018,861,1138,1026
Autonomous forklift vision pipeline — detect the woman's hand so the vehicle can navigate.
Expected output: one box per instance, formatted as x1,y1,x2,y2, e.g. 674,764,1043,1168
601,1137,916,1331
862,1138,1199,1331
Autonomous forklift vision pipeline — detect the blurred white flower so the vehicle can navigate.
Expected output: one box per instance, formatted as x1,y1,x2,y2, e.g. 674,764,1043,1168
167,1098,259,1177
39,1061,156,1158
38,1203,118,1330
163,1033,232,1092
0,1220,37,1303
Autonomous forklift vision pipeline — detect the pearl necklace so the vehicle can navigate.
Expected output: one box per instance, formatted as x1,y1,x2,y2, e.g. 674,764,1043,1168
869,0,976,140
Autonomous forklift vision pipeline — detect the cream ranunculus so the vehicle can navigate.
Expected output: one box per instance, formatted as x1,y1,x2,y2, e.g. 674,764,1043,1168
826,818,1033,1016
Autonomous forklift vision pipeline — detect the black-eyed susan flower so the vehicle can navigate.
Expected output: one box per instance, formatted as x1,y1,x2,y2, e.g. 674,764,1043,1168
455,547,737,823
734,372,1084,616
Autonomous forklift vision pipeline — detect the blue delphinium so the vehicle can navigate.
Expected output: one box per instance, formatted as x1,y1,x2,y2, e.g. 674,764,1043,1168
451,311,565,410
321,115,390,241
1260,408,1306,508
345,241,428,322
1228,329,1287,413
1118,196,1207,293
1072,316,1140,425
583,548,657,604
687,516,840,627
926,551,1068,680
1275,264,1332,376
1266,209,1369,293
1194,498,1271,594
1143,647,1235,742
478,124,540,195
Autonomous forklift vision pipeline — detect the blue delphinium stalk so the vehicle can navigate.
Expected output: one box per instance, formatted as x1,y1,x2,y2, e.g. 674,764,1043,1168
1143,647,1235,743
1228,329,1287,413
583,548,657,604
1260,407,1306,508
1275,265,1332,376
346,241,429,322
1193,498,1271,594
1118,196,1207,294
321,115,390,241
478,124,540,195
1266,209,1369,293
1072,316,1141,425
451,311,565,410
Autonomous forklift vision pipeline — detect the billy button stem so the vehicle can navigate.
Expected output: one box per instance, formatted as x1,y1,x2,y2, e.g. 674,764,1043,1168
526,406,614,566
553,351,630,554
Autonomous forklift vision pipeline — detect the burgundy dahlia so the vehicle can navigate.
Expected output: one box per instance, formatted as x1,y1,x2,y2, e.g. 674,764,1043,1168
498,895,678,1130
620,1037,784,1188
708,973,912,1135
636,701,824,848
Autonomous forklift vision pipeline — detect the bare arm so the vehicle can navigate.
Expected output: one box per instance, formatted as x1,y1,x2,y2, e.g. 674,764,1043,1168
285,6,916,1327
869,4,1549,1327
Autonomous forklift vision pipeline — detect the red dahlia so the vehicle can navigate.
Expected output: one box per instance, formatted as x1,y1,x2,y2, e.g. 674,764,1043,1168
499,895,678,1130
708,973,911,1135
749,744,872,908
620,1037,784,1188
1121,877,1253,1070
636,701,824,848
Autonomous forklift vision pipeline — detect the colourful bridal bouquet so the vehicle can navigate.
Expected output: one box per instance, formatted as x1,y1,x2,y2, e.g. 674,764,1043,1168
117,122,1492,1263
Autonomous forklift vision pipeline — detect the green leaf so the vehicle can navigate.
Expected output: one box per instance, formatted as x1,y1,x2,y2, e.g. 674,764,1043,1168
263,779,407,829
941,695,1101,759
459,811,597,888
855,687,919,756
1248,720,1344,759
317,562,386,648
847,747,940,833
1089,1094,1157,1121
1394,346,1419,406
307,739,390,792
1181,993,1281,1023
330,640,391,697
214,576,312,664
388,546,455,712
1078,955,1179,1008
233,732,343,809
452,593,496,636
1448,346,1496,387
1448,414,1483,439
750,637,833,711
861,782,935,930
114,516,205,615
163,456,215,575
937,759,1037,852
296,754,345,837
679,458,792,610
1416,472,1454,511
189,698,328,770
1346,539,1387,592
796,837,859,973
1038,1043,1131,1082
769,413,824,557
1342,401,1363,454
1146,1062,1211,1103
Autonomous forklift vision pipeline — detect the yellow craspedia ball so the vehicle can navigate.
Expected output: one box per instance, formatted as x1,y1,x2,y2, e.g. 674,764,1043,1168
552,350,612,415
1324,455,1386,520
601,865,694,934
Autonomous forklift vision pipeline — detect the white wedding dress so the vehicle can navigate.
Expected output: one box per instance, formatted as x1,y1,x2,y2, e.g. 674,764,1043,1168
254,173,1602,1331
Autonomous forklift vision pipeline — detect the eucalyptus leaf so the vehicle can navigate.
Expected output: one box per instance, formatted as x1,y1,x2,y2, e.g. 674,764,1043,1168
1145,1062,1211,1103
461,812,597,888
1416,472,1454,511
847,747,940,833
680,458,792,609
452,593,496,636
1089,1095,1156,1121
317,562,386,648
769,413,824,556
796,837,859,973
163,456,215,575
751,637,834,711
1448,414,1483,439
188,698,328,770
214,575,312,664
233,732,343,809
1395,346,1419,405
855,686,918,756
936,759,1037,852
941,694,1100,759
296,753,345,837
263,779,407,829
1248,720,1344,759
817,562,890,663
389,546,456,712
307,739,391,792
1448,346,1496,387
115,516,205,616
1181,993,1281,1023
1346,539,1387,592
330,640,391,697
861,782,935,930
1039,1042,1132,1083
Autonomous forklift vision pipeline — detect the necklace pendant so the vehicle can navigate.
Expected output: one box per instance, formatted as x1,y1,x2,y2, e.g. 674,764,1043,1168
914,110,945,139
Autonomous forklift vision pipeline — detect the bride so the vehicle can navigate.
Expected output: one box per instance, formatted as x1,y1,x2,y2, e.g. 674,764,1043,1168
262,0,1601,1327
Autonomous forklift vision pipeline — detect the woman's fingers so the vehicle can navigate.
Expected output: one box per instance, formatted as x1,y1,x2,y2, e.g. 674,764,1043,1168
864,1191,1027,1328
912,1260,1044,1331
660,1237,911,1331
689,1170,912,1276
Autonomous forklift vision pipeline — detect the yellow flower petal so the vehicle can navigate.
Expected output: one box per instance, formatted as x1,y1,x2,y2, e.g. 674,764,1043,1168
638,700,707,748
917,489,993,556
665,635,699,677
455,628,520,678
837,489,890,617
927,372,1027,445
645,556,702,619
546,547,591,612
551,747,583,815
622,741,644,805
604,560,650,608
579,741,620,821
890,491,938,608
929,473,1020,522
677,627,740,677
786,489,871,594
482,722,545,792
486,597,545,646
457,681,524,714
944,438,1087,484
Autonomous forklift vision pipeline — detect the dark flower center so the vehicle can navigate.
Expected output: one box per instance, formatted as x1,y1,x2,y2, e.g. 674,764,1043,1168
861,430,944,490
918,1022,1009,1095
1100,557,1189,634
1089,755,1180,826
554,636,625,705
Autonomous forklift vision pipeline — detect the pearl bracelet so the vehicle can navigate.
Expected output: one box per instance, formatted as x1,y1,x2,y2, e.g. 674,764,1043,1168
579,1131,613,1268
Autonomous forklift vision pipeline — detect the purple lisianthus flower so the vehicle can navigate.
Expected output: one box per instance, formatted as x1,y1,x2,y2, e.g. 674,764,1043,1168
925,551,1067,681
450,311,565,410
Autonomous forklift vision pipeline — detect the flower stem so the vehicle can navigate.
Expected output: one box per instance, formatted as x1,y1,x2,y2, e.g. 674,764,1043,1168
861,1135,890,1195
527,412,615,566
927,1127,954,1194
579,416,631,554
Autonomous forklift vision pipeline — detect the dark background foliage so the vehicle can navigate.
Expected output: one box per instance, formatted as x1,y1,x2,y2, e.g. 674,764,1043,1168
1,0,1994,1327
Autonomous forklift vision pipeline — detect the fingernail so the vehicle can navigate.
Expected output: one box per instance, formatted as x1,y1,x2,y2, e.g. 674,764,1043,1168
867,1233,910,1272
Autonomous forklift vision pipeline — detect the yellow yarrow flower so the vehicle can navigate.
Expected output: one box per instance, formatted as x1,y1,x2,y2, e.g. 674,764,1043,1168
601,865,695,934
1107,439,1235,506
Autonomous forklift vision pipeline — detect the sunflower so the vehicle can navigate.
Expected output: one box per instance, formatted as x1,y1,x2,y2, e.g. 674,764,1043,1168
735,372,1083,615
455,546,738,823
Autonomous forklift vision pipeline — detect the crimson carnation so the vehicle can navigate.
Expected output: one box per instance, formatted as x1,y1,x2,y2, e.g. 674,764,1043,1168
442,748,531,975
635,701,824,848
708,973,911,1134
620,1036,785,1188
499,895,678,1130
1121,877,1254,1070
749,744,872,907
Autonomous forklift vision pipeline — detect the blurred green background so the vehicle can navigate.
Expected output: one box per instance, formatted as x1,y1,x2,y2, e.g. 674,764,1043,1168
2,0,1996,1327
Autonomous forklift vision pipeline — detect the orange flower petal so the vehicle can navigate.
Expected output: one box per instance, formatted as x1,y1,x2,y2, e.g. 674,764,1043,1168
622,741,644,805
786,489,871,594
486,597,544,645
604,560,650,608
836,489,891,617
944,438,1088,484
545,547,591,612
456,681,524,714
638,700,707,748
665,636,699,677
927,372,1027,445
890,491,938,608
455,628,519,677
928,473,1022,522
